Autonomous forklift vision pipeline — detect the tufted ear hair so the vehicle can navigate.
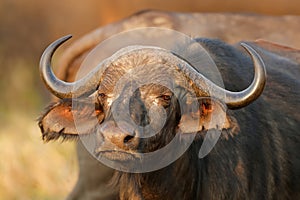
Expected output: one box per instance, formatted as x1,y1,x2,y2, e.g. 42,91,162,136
178,97,233,137
38,99,104,142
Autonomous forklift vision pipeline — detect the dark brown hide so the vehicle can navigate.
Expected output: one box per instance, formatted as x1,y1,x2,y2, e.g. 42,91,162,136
39,11,300,200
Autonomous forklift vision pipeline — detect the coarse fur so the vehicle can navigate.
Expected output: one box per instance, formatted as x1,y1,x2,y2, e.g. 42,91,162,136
101,40,298,200
39,37,300,199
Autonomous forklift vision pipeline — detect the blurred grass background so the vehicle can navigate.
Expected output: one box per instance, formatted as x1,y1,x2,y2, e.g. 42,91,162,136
0,0,299,199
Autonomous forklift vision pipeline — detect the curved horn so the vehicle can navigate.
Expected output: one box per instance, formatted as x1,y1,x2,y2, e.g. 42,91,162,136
223,43,266,109
39,35,101,99
40,36,266,108
175,42,266,109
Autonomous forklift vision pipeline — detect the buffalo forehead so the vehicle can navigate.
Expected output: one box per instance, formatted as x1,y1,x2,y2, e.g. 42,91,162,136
98,51,184,93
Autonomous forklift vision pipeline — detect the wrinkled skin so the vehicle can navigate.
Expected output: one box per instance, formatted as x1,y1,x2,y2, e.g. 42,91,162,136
39,11,300,200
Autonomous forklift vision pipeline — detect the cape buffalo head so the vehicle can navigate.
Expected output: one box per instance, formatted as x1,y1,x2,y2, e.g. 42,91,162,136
39,35,266,168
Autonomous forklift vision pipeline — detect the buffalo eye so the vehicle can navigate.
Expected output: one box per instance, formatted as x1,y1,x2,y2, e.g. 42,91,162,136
160,95,171,101
157,94,172,107
98,92,106,99
97,92,107,104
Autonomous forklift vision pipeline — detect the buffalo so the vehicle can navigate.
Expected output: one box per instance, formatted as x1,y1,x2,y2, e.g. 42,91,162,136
38,11,300,200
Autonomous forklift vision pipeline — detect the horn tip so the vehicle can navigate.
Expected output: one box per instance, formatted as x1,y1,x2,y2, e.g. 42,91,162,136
64,34,73,39
53,35,73,46
240,42,251,50
60,34,73,43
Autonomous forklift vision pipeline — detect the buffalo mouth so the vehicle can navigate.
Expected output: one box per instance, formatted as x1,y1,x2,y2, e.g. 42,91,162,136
95,150,140,162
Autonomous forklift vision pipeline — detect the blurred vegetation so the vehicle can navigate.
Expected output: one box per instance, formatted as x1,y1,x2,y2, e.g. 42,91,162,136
0,55,78,199
0,111,77,200
0,0,299,199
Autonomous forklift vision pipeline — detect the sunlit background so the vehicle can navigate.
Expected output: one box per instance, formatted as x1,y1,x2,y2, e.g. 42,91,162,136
0,0,299,199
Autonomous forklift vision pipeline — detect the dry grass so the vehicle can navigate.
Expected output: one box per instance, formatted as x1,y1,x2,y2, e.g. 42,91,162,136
0,111,78,200
0,57,78,199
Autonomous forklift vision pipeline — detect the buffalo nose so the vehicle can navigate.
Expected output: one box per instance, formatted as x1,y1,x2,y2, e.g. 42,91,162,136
100,121,139,150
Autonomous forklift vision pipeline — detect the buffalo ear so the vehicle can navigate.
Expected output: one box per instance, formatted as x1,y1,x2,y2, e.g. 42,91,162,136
38,99,103,142
178,98,231,135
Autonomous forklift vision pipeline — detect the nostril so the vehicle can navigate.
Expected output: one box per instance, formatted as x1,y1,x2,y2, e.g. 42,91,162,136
123,135,134,143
